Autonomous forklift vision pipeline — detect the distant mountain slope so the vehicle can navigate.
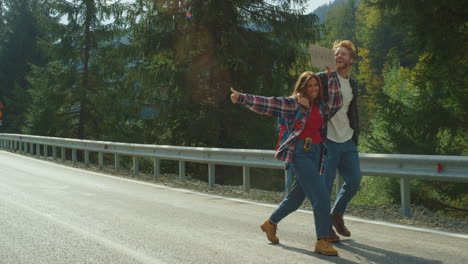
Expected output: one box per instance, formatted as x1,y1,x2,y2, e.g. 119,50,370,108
310,0,347,24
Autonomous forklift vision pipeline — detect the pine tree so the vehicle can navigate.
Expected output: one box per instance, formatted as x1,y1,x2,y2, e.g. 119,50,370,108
124,0,320,147
0,0,46,132
49,0,127,139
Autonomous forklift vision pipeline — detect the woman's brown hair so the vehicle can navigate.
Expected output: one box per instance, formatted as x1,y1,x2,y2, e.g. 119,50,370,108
291,71,323,104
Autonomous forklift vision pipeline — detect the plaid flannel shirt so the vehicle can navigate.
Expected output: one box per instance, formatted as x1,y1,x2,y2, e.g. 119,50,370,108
238,93,328,163
319,71,360,145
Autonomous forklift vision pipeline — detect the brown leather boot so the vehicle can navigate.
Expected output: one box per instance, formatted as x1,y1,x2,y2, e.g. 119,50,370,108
326,228,340,243
332,213,351,237
260,220,279,244
315,239,338,256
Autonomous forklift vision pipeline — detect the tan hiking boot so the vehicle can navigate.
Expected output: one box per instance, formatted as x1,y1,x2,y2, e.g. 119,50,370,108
315,239,338,256
332,213,351,237
260,220,279,244
326,228,340,243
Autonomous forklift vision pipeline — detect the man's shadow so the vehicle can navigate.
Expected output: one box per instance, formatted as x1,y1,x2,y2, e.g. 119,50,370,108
275,239,443,264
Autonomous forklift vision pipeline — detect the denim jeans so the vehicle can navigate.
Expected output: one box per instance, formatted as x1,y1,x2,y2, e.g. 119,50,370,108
269,140,331,239
324,139,362,215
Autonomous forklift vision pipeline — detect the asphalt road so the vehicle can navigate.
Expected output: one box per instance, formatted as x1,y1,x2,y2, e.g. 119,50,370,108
0,150,467,264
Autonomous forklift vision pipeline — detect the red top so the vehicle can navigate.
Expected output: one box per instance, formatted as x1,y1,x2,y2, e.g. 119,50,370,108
298,104,322,143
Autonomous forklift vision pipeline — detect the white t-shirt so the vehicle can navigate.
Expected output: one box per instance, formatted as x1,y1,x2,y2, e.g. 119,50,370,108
327,74,354,143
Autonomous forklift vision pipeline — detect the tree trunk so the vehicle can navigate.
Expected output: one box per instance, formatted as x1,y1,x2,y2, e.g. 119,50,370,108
78,0,93,140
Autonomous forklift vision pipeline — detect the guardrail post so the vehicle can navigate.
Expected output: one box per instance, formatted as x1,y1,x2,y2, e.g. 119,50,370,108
153,158,160,179
36,144,40,156
53,146,57,160
98,152,104,169
179,160,185,180
115,154,120,172
243,166,251,192
30,143,34,155
72,149,77,164
61,147,65,161
44,145,48,158
84,150,90,167
133,156,139,176
400,177,411,217
14,140,18,151
208,163,215,187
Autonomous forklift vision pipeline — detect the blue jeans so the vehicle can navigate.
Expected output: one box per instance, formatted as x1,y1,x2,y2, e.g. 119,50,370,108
269,140,331,239
324,139,362,215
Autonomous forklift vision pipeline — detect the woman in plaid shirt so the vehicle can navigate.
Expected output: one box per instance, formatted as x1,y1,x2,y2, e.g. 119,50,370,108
230,71,338,256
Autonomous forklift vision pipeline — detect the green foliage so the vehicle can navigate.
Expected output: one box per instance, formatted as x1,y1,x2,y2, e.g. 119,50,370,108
315,0,468,214
350,176,393,206
23,62,74,136
119,0,320,151
0,0,47,132
319,0,358,47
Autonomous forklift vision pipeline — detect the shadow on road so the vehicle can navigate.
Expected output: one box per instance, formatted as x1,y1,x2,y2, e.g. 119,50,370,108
275,240,443,264
334,239,443,264
275,243,356,263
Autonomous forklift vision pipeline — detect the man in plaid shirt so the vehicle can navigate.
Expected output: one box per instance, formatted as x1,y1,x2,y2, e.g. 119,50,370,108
322,40,361,241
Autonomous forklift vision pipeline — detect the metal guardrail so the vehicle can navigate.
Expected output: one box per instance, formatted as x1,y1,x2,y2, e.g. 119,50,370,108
1,133,467,217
